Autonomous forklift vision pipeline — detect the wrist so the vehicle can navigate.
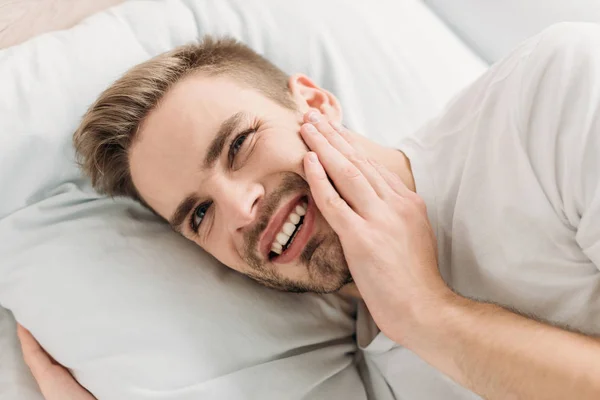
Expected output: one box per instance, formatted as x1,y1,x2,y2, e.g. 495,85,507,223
402,289,473,349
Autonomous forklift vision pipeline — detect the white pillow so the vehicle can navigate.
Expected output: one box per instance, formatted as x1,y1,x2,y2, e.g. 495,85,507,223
0,0,486,399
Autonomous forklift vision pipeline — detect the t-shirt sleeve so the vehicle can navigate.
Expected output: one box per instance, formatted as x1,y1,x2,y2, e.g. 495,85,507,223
516,23,600,269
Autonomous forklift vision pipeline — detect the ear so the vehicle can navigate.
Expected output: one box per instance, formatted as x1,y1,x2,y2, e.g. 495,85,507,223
288,73,343,122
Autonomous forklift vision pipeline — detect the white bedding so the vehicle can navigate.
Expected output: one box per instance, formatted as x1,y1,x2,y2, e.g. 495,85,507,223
0,0,486,399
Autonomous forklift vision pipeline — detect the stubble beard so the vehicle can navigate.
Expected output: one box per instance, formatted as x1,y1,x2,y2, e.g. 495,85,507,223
241,173,352,294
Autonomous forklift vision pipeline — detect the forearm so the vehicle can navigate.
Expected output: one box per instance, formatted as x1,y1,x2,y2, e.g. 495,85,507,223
407,295,600,400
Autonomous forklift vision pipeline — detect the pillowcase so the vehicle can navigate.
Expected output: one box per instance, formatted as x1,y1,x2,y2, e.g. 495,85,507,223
0,0,487,398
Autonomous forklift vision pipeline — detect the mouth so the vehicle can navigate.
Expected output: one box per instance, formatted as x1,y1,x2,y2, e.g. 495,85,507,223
258,194,316,265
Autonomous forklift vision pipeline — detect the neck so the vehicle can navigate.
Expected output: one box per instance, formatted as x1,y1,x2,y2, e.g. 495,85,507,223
339,282,362,299
347,131,415,192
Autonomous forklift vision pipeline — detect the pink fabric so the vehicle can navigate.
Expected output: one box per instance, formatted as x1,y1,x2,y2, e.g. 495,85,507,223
0,0,124,49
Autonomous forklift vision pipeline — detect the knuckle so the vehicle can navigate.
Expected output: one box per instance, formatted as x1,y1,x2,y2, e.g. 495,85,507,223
397,203,412,220
389,171,404,186
411,193,427,211
393,195,427,222
326,195,346,210
338,128,352,140
335,125,353,141
322,124,337,137
341,133,359,148
368,158,382,169
363,201,385,219
341,165,361,179
347,151,367,166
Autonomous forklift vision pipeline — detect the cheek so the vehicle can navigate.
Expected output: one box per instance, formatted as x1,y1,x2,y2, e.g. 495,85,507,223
199,229,245,273
258,130,308,175
186,222,240,270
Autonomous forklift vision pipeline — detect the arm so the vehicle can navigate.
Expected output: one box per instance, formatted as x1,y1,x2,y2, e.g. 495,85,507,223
300,105,600,399
408,294,600,399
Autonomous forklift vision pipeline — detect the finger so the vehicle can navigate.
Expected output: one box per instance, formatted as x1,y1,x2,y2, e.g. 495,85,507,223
17,324,56,382
301,123,379,214
327,118,393,199
17,325,94,400
303,112,391,199
370,159,413,197
324,118,414,199
304,114,364,153
303,112,356,154
303,152,361,233
329,120,360,149
17,325,96,400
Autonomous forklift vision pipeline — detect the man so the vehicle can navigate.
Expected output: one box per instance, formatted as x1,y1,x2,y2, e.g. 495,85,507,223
17,22,600,399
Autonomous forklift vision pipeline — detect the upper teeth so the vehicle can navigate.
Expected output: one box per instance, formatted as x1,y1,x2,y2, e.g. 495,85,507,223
271,202,307,255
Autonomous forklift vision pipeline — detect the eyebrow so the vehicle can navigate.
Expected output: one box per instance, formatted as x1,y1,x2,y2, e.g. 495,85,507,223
169,193,199,234
168,111,246,233
203,111,246,169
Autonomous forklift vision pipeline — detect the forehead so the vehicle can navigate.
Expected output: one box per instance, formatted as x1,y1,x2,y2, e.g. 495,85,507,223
129,73,276,219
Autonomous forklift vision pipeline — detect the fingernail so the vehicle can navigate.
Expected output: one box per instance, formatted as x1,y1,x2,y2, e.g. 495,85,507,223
303,124,317,134
308,152,318,163
330,121,343,131
308,111,320,123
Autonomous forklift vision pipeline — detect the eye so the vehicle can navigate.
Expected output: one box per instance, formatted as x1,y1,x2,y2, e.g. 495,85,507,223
228,128,256,167
232,133,248,155
190,201,212,233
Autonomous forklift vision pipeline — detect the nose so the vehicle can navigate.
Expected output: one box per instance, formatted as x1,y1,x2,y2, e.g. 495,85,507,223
216,180,264,234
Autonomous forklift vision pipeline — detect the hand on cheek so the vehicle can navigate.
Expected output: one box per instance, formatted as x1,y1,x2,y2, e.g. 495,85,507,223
300,110,453,346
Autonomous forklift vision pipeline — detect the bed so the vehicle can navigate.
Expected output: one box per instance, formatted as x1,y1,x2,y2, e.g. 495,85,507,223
0,0,595,399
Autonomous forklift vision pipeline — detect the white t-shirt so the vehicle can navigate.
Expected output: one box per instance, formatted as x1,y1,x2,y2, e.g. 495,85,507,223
357,22,600,399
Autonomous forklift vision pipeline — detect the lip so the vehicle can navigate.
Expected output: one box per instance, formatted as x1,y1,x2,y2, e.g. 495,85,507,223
259,194,307,261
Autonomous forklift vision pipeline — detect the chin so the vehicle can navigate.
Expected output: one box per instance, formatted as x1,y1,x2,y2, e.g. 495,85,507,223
248,232,351,294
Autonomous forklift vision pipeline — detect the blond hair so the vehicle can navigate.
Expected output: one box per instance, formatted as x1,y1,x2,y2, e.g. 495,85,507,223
73,36,295,208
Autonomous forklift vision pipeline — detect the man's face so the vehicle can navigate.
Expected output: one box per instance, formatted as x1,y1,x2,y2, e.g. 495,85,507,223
130,73,351,293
